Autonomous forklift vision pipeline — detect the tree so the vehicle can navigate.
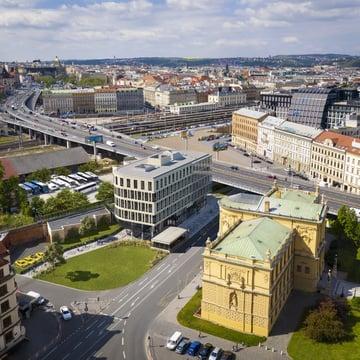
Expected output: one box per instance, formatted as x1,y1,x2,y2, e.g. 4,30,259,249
79,216,96,236
0,162,4,181
26,168,51,183
335,205,360,248
304,298,347,343
30,197,45,218
79,161,100,173
37,75,56,88
96,182,114,202
53,167,70,176
97,215,111,230
44,242,65,268
0,176,28,213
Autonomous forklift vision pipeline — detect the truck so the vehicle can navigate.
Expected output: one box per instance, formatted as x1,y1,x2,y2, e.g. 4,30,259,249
106,140,116,147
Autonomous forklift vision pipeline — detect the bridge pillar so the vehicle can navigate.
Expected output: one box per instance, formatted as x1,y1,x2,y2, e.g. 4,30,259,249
93,141,97,159
66,140,71,149
44,134,48,146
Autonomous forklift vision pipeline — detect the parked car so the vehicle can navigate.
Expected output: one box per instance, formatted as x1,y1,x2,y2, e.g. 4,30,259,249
243,153,250,157
166,331,182,350
220,351,235,360
60,306,72,320
253,160,261,164
187,341,201,356
198,343,213,359
230,166,239,171
267,175,277,180
209,347,223,360
175,339,190,354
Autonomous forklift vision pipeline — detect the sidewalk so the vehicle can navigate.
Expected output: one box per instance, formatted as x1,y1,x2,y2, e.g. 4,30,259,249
147,274,287,360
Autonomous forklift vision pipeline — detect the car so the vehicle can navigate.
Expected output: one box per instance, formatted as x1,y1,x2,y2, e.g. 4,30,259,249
253,160,261,164
230,166,239,171
175,339,190,354
267,175,277,180
243,153,250,157
209,347,223,360
60,306,72,320
187,341,201,356
198,343,213,359
166,331,182,350
220,351,235,360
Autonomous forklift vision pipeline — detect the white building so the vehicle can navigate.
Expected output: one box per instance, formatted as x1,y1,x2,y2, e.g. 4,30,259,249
113,150,211,238
344,139,360,194
273,121,322,174
169,102,219,115
257,116,285,161
208,87,246,107
94,89,117,113
155,87,197,109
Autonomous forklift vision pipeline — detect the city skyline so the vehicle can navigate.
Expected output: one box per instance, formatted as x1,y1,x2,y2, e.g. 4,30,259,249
0,0,360,61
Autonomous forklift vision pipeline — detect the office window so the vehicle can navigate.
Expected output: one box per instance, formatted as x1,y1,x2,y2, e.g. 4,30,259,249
0,284,7,297
3,315,11,329
134,180,138,189
126,179,130,188
305,266,310,274
141,181,145,190
296,265,302,272
1,300,9,313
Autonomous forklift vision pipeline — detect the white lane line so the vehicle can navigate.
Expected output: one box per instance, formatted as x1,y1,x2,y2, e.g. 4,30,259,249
110,264,171,316
123,351,126,359
62,354,70,360
122,337,124,346
130,296,140,307
138,277,148,286
117,293,129,303
42,346,57,360
122,327,125,335
150,280,159,289
124,320,127,326
85,330,94,338
73,341,83,350
172,258,178,264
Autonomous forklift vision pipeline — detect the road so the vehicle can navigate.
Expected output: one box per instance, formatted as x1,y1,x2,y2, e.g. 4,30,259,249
1,90,359,214
14,220,219,360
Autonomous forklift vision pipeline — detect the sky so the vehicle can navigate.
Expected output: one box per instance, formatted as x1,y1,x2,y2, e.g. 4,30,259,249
0,0,359,61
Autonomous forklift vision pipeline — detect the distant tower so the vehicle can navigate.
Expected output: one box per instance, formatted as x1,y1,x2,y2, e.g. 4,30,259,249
224,63,229,76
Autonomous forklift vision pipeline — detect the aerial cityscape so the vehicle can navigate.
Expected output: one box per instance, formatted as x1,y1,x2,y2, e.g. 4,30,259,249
0,1,360,360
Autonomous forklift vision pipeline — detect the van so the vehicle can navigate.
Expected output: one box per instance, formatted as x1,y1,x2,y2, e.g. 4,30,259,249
106,140,116,147
26,291,46,305
166,331,182,350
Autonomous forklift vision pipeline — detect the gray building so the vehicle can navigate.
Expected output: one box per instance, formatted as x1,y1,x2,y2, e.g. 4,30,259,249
260,92,292,120
116,88,144,112
327,100,360,129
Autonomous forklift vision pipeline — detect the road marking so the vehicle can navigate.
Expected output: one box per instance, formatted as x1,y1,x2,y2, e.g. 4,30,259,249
172,258,178,264
168,269,172,273
73,341,83,350
124,320,127,326
122,337,124,346
97,319,107,328
117,292,129,303
123,351,126,359
85,330,94,338
130,296,140,307
150,280,159,289
138,277,148,286
122,327,125,335
41,346,57,360
62,354,70,360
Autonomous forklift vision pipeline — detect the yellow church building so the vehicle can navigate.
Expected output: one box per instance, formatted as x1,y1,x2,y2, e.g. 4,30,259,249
201,183,328,337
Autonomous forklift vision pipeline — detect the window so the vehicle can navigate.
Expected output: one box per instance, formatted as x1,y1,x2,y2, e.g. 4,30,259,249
1,300,10,313
296,265,302,272
4,331,14,344
0,284,7,297
134,180,138,189
3,315,11,329
126,179,130,188
305,266,310,274
141,181,145,190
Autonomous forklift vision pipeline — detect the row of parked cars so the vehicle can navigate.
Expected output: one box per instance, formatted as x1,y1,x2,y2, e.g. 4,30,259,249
167,331,235,359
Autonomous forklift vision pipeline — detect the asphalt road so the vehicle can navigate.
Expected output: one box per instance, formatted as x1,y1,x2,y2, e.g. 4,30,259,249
14,220,218,360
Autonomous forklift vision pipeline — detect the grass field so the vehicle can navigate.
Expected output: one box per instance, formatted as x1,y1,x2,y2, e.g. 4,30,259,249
288,299,360,360
177,290,265,346
61,224,121,250
37,244,160,290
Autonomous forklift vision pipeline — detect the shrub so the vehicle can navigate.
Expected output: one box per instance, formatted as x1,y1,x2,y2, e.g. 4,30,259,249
79,216,96,236
65,227,80,242
97,215,111,230
304,298,347,343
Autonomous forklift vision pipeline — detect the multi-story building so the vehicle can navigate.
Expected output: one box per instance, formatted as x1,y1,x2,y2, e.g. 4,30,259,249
94,88,117,113
143,85,158,107
273,121,323,173
344,139,360,195
169,102,218,115
201,184,327,336
260,92,292,120
208,87,246,107
242,85,263,101
116,87,144,112
0,240,25,357
287,87,338,128
0,68,17,94
257,116,285,161
154,86,197,109
113,150,211,238
42,90,74,115
326,100,360,129
310,131,349,189
232,108,268,153
72,89,95,114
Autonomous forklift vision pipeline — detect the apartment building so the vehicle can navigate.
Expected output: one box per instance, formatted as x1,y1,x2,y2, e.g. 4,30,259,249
344,139,360,195
169,101,218,115
232,108,268,153
94,88,117,113
0,241,25,357
42,90,74,115
257,116,285,161
208,87,246,107
273,121,323,173
201,185,327,336
113,150,211,238
310,131,349,189
154,86,197,108
72,89,95,114
116,87,144,112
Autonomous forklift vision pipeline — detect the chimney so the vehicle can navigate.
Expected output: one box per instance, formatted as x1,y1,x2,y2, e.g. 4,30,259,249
264,200,270,213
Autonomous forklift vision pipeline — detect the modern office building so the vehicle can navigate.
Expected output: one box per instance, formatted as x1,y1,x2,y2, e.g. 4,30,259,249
201,184,327,336
326,100,360,129
260,92,292,120
113,150,211,238
232,108,268,153
273,121,323,173
116,87,144,112
257,116,285,161
0,240,25,357
208,87,246,107
287,87,338,128
94,88,117,113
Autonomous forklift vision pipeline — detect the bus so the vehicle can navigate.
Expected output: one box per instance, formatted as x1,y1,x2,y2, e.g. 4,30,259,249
50,178,71,188
74,182,98,194
19,183,33,197
57,176,79,188
68,174,87,184
77,172,93,181
84,171,99,182
30,181,49,194
24,182,41,195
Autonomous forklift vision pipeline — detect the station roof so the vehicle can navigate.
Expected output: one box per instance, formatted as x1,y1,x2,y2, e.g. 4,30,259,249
151,226,187,246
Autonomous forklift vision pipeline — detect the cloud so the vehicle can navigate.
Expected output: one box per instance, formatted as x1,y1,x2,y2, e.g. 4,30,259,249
282,36,299,44
215,38,267,47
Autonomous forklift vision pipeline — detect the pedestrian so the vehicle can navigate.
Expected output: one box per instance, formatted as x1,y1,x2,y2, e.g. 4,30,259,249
198,331,201,338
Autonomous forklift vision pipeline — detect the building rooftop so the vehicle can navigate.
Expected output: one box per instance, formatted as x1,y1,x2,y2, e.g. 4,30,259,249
114,150,210,180
151,226,187,246
276,120,323,139
220,188,326,222
233,108,268,120
213,217,291,261
260,116,286,128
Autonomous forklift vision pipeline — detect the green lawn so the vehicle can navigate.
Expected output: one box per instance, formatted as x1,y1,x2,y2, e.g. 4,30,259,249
288,300,360,360
177,290,265,346
37,244,160,290
61,224,121,250
0,136,19,144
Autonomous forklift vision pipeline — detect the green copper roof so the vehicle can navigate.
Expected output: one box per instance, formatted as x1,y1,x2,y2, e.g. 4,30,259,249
270,188,317,203
213,217,291,261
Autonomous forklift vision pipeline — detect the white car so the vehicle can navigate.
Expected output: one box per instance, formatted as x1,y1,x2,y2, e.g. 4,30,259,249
60,306,72,320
